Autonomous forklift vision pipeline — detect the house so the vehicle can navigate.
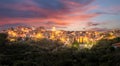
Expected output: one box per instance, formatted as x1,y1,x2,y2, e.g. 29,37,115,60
112,43,120,49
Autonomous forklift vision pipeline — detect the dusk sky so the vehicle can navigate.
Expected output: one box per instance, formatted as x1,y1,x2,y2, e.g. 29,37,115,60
0,0,120,31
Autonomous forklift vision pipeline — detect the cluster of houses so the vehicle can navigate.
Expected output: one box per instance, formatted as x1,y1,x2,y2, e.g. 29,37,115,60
1,26,120,48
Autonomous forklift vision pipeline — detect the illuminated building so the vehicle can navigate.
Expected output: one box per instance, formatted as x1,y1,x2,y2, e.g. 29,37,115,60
4,26,120,48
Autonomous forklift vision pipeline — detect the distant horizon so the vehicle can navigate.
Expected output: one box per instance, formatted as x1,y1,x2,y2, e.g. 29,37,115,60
0,24,119,32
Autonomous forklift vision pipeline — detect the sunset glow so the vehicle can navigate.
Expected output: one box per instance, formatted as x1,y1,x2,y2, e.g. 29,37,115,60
0,0,120,31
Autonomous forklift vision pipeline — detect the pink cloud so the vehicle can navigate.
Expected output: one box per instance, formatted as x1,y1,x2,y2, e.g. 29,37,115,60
0,0,99,29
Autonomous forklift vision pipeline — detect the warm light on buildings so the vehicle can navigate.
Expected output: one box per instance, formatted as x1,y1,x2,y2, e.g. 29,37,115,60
4,26,120,49
9,38,16,42
52,26,56,31
8,31,17,37
34,33,44,39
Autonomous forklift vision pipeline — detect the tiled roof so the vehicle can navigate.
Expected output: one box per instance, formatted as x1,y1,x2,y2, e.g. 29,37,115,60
113,43,120,47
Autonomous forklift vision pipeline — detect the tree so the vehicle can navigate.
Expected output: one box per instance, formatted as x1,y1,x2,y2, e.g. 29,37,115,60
0,33,8,45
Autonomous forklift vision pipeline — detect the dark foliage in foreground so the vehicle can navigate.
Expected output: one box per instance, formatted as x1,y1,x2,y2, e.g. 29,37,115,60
0,33,120,66
0,33,8,45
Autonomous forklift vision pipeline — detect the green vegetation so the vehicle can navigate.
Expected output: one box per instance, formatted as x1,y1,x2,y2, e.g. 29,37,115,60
72,40,79,48
0,33,120,66
0,33,8,46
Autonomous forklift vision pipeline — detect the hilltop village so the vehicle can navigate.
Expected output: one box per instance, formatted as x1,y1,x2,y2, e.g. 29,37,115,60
1,26,120,48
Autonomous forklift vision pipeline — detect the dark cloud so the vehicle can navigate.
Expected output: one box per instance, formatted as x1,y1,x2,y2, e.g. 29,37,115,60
0,0,95,18
86,27,109,31
0,8,47,18
0,0,19,4
95,12,118,15
33,0,65,10
86,22,100,27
